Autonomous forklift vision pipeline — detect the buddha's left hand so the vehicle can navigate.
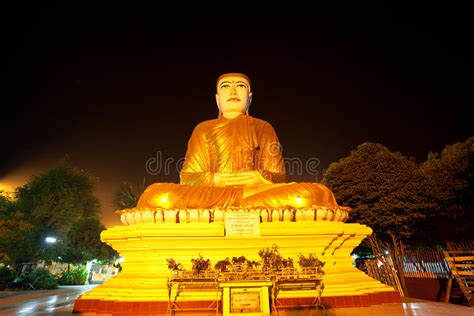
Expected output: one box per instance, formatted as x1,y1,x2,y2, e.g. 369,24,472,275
214,171,271,187
229,171,272,186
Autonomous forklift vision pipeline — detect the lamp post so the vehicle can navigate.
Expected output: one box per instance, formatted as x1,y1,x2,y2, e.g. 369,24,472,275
43,236,63,273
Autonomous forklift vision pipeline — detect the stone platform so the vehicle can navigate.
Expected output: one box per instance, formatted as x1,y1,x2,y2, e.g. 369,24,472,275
73,208,400,314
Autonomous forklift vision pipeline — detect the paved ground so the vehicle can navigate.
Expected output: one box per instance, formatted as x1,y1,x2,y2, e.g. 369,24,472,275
0,285,95,315
0,288,472,315
278,299,473,315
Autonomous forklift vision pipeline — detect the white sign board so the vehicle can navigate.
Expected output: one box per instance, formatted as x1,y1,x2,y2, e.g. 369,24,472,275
224,213,261,237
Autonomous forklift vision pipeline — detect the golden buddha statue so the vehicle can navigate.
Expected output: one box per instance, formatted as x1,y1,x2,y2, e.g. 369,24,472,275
137,73,347,211
73,74,396,316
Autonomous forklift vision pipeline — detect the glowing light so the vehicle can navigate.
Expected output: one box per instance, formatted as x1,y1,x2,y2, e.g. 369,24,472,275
118,256,125,263
351,254,359,260
152,193,171,208
0,183,15,200
45,237,57,243
295,195,303,206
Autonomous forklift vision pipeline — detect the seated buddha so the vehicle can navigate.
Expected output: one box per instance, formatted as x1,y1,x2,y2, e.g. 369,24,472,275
137,73,347,211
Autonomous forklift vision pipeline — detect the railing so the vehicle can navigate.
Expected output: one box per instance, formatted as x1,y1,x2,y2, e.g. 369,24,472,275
169,267,323,283
366,249,451,284
403,249,451,279
167,268,325,315
366,258,398,288
443,250,474,306
167,271,220,316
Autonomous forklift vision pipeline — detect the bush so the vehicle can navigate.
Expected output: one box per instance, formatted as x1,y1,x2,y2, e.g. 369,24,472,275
214,258,232,272
298,254,325,274
258,244,294,270
57,266,88,285
191,255,211,275
28,268,58,289
0,266,15,290
166,258,184,271
0,266,15,283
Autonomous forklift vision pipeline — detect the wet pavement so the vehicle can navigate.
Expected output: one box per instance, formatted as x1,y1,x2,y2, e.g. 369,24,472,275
279,300,474,315
0,285,95,315
1,288,472,315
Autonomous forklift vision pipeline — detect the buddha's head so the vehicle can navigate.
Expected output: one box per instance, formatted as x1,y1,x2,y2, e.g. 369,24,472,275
215,73,252,119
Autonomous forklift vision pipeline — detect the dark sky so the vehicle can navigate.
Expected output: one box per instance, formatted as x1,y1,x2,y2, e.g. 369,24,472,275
1,3,472,226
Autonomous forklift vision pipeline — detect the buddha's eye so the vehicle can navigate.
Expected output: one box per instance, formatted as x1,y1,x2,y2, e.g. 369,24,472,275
236,84,247,88
220,84,230,89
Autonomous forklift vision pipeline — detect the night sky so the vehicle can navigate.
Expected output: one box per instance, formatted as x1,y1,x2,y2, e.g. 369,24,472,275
1,3,472,226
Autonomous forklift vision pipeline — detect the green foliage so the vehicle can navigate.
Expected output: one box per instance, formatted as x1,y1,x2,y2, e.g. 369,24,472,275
421,136,474,233
258,244,294,270
63,217,117,264
166,258,184,271
298,254,325,273
246,260,261,269
0,192,16,214
0,266,15,283
191,255,211,275
214,256,261,272
16,161,100,235
421,136,473,205
323,143,435,243
57,266,88,285
113,181,138,209
214,258,232,272
27,268,58,289
8,229,42,265
0,207,36,265
231,256,246,265
2,162,116,267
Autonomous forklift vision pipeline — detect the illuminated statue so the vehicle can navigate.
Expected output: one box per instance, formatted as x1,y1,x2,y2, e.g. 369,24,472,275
74,73,399,315
138,73,347,211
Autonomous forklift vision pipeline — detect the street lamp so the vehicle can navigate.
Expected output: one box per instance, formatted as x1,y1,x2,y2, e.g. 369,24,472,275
45,237,57,244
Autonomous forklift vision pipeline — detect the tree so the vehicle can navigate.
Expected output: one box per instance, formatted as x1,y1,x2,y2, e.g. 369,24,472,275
0,203,36,264
10,161,113,265
323,143,435,244
63,217,117,264
1,192,39,265
421,136,474,234
0,191,15,213
16,161,100,236
112,181,138,210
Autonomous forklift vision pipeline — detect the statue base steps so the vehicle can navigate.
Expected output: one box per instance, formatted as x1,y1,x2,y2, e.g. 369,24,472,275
74,220,400,314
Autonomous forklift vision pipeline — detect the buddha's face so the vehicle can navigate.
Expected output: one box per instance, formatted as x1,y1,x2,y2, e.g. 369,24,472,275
215,75,252,118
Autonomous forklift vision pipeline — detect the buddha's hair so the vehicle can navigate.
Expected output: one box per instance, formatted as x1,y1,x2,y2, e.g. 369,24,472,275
216,73,251,91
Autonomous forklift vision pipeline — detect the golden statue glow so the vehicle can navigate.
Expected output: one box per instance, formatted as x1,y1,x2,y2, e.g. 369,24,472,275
137,73,348,211
73,73,400,315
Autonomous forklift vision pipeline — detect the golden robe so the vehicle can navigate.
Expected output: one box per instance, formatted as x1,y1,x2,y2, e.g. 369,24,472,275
138,114,343,210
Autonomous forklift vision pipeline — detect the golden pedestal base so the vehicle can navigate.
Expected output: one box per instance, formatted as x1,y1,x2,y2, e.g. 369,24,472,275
74,214,400,315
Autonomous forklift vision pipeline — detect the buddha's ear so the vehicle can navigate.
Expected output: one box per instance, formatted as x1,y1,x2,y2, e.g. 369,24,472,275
246,92,253,110
215,93,221,110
